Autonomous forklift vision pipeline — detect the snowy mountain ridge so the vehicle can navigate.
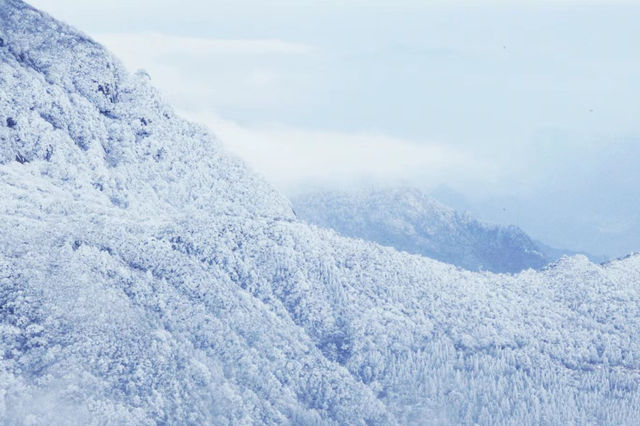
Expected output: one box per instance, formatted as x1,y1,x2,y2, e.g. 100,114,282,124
1,1,640,424
292,187,582,273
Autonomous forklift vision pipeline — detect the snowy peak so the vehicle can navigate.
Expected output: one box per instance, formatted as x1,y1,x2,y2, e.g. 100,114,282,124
0,0,125,122
0,0,294,219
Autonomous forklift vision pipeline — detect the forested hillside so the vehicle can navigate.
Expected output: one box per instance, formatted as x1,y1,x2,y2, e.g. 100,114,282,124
1,1,639,424
292,188,552,273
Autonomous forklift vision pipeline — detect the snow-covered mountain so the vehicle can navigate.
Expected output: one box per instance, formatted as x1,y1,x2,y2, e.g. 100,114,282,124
292,188,577,273
1,1,640,424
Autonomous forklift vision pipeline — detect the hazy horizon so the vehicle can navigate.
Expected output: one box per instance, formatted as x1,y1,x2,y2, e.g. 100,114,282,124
30,0,640,258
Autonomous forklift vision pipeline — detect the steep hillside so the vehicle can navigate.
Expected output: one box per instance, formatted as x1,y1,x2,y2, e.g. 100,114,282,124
292,188,551,273
1,1,640,424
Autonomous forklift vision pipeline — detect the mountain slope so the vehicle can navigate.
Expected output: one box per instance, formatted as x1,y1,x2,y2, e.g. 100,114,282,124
292,188,552,273
1,1,640,424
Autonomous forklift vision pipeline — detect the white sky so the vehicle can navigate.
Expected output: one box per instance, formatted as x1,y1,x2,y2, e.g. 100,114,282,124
29,0,640,257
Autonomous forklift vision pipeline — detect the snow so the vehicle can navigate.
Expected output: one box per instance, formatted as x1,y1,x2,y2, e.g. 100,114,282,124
1,1,639,424
292,187,554,273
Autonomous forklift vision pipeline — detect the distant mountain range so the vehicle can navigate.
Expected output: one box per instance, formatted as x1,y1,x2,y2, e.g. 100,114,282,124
292,187,601,273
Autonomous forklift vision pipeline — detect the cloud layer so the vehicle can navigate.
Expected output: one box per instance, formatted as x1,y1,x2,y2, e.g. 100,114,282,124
183,111,495,191
97,33,312,56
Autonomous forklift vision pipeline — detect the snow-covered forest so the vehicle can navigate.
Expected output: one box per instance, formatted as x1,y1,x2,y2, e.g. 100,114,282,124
1,1,639,424
291,188,578,273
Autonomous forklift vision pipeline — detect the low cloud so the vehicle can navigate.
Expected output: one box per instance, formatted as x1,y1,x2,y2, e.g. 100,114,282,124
181,111,498,192
95,33,312,57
